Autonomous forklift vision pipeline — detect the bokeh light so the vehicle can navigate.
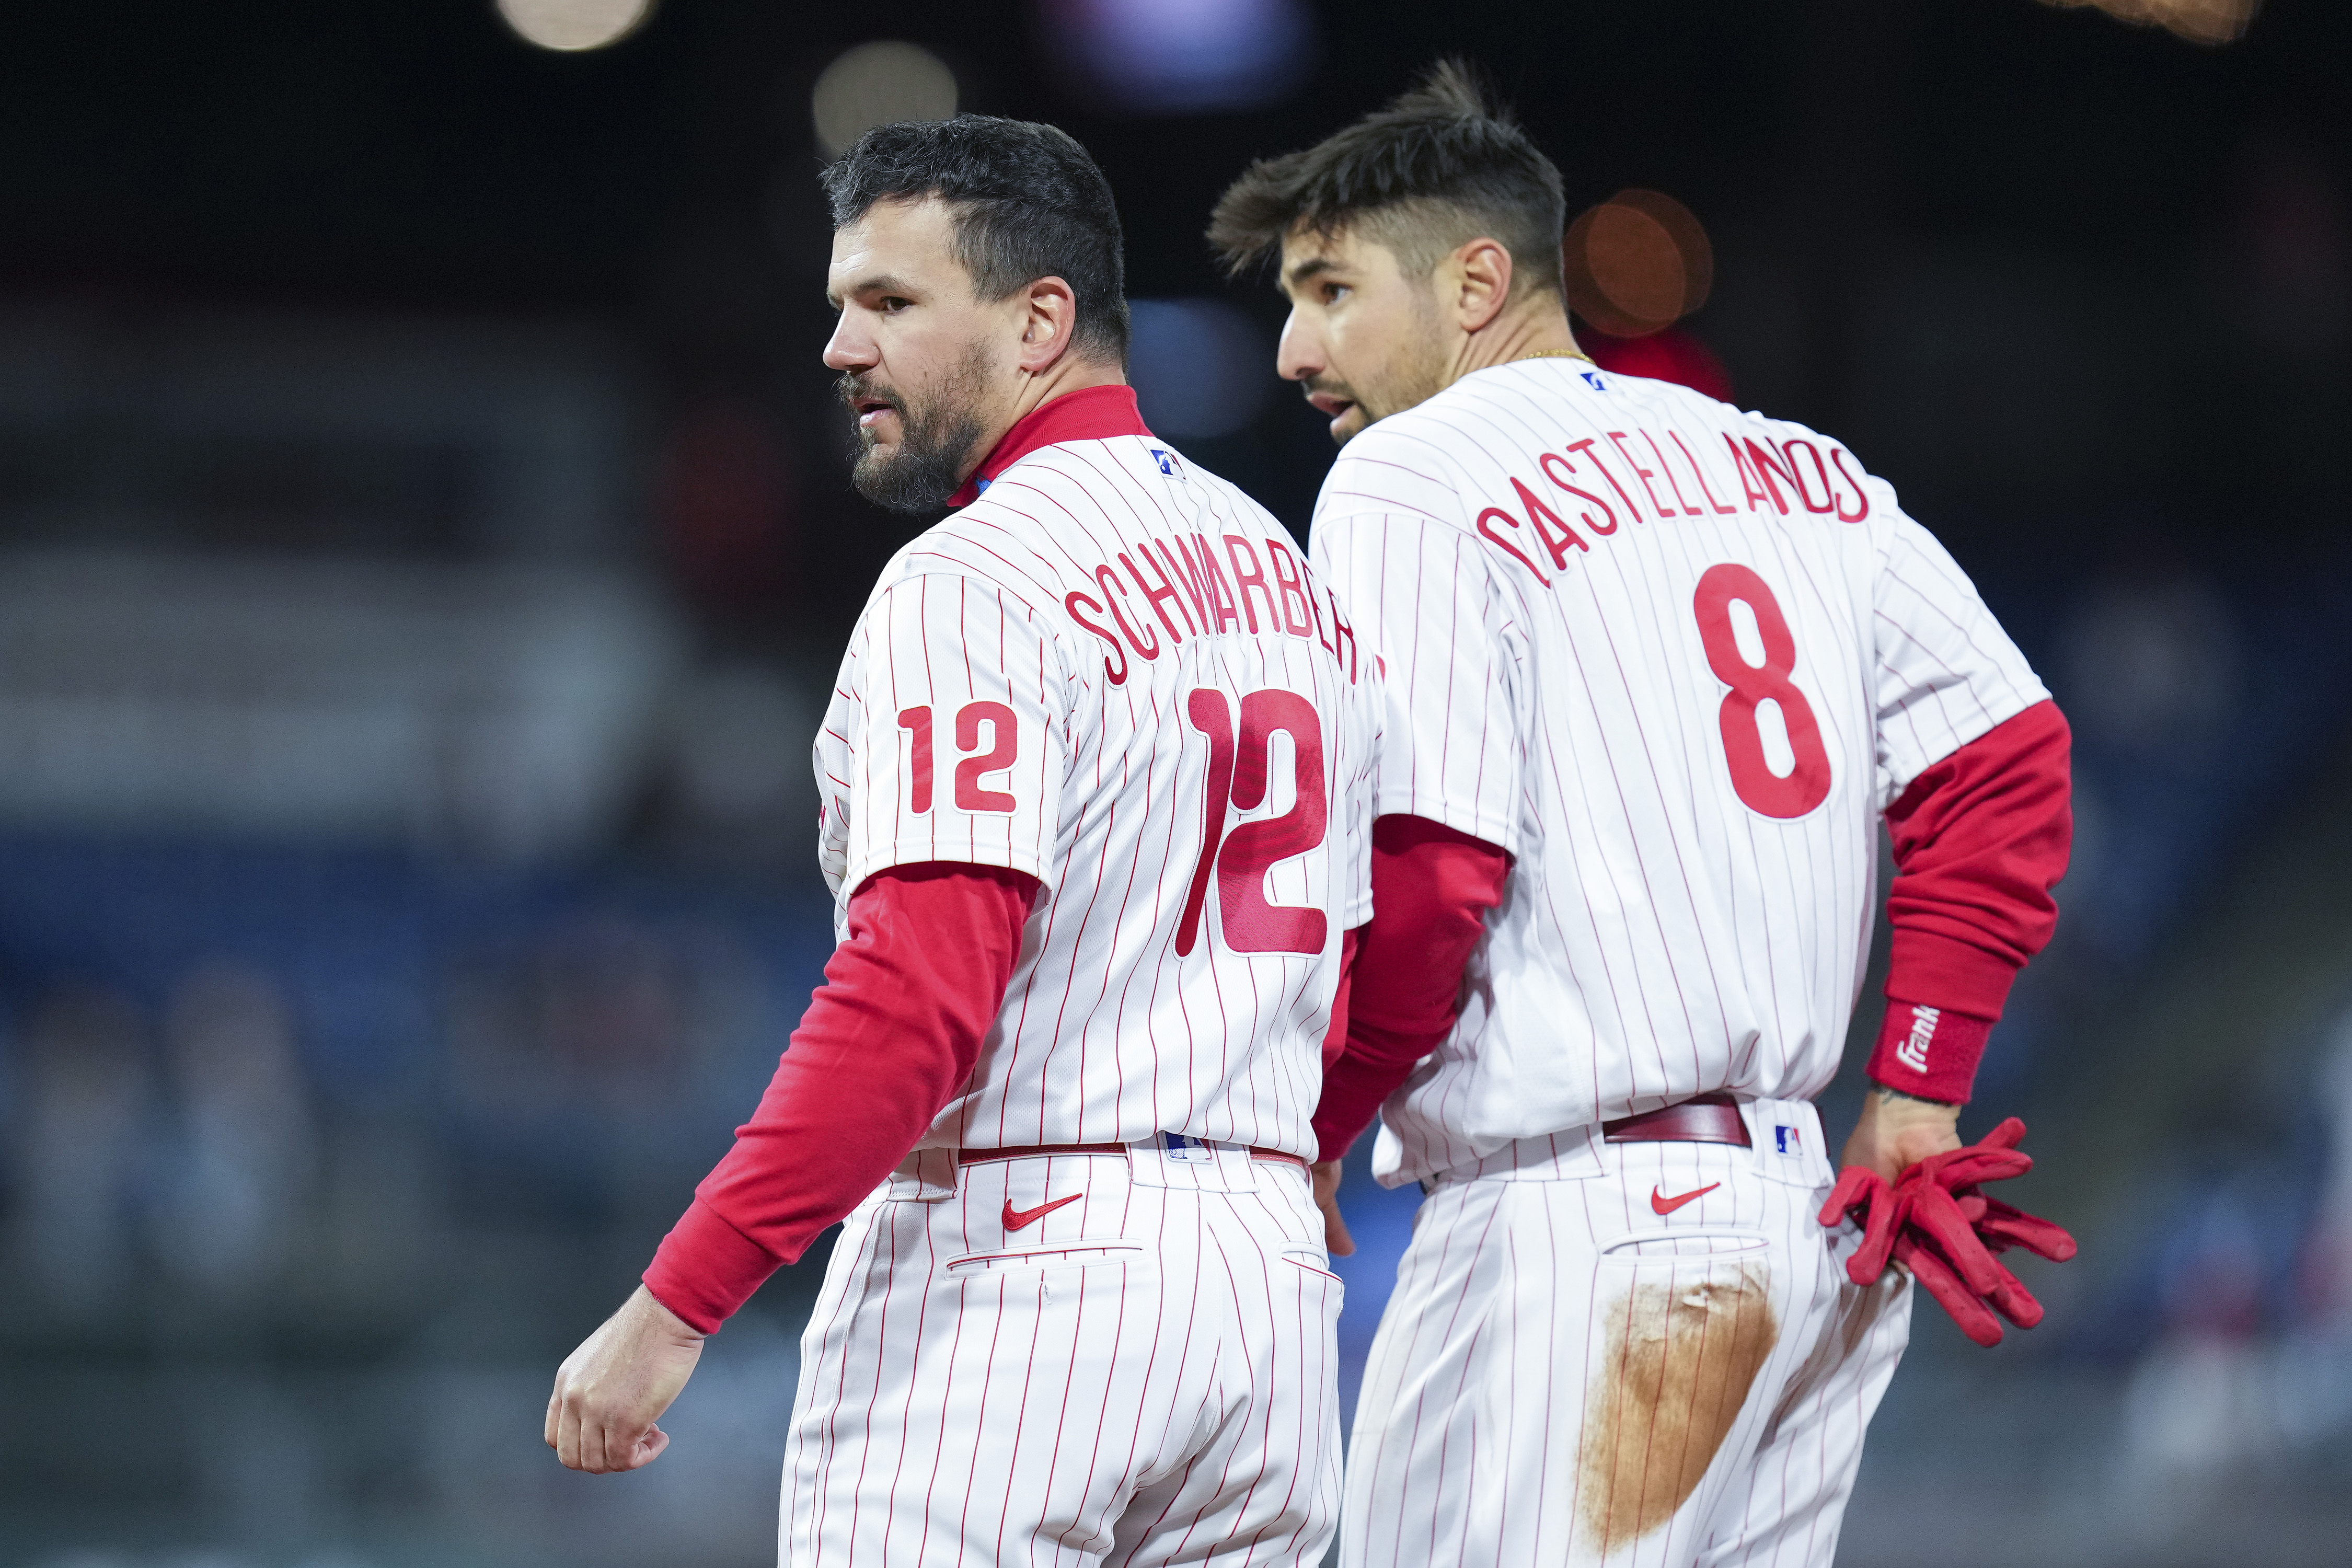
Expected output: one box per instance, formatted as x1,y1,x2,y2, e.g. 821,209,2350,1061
811,42,960,159
1563,189,1713,340
2036,0,2260,45
1036,0,1315,114
493,0,654,53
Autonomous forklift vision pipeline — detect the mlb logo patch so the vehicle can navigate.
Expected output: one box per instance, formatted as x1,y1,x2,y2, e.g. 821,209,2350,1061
1162,1132,1210,1162
1149,448,1178,476
1580,370,1607,391
1774,1125,1801,1155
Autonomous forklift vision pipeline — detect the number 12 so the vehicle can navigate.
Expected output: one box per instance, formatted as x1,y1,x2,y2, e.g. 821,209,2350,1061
896,701,1019,814
1177,688,1329,956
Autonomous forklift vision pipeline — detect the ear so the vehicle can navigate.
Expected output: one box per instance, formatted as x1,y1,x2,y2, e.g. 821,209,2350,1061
1016,275,1082,375
1446,238,1516,334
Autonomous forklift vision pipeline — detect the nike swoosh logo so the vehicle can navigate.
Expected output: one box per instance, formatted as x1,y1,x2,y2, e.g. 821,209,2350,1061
1651,1182,1721,1216
1002,1193,1082,1231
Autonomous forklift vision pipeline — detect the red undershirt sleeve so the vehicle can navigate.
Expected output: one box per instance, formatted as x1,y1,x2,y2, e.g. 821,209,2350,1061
1320,926,1364,1070
642,862,1040,1334
1311,815,1512,1163
1867,699,2072,1103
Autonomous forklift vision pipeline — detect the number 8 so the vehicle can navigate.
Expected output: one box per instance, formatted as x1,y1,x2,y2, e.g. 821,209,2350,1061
1692,563,1832,819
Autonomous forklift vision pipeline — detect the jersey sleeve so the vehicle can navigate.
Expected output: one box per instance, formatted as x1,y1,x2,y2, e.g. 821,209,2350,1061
1871,511,2050,808
1330,649,1382,934
643,862,1040,1332
1311,514,1524,857
833,571,1073,897
1312,816,1512,1161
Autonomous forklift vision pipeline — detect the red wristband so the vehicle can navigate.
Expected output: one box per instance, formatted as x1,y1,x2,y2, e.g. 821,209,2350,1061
1866,1000,1994,1104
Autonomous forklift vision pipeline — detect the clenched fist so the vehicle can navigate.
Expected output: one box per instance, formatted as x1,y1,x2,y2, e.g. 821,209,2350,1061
546,1285,707,1473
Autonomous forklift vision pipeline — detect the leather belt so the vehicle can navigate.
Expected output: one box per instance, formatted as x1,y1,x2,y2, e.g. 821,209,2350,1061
957,1141,1309,1170
1600,1092,1751,1148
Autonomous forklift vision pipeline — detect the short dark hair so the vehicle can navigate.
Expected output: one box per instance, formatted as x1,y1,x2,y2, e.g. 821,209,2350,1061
1208,61,1566,299
823,115,1131,363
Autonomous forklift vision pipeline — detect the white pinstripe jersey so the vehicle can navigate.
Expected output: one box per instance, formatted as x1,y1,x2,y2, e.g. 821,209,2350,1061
816,427,1380,1159
1310,359,2048,1185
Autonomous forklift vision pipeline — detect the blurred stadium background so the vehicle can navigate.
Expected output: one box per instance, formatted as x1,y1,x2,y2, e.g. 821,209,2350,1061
0,1,2347,1563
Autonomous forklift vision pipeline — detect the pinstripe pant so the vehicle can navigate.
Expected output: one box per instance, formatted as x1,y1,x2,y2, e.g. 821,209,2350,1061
1339,1100,1911,1568
783,1145,1343,1566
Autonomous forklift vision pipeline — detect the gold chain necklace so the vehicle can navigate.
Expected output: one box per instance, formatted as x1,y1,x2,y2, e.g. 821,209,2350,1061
1516,349,1592,362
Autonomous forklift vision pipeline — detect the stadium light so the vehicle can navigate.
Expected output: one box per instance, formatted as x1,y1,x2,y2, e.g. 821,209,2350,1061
812,43,959,158
495,0,655,52
2034,0,2259,45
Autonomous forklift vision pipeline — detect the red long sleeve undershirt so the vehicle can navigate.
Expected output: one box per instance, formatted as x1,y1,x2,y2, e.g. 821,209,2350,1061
642,862,1039,1334
1864,698,2072,1101
1310,698,2074,1158
1311,816,1512,1163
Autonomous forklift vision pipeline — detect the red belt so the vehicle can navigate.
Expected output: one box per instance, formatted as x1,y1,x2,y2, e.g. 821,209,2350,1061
958,1141,1310,1170
1600,1093,1751,1148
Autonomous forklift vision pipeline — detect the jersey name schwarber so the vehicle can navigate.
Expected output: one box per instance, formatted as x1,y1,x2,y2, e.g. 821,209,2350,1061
818,432,1380,1160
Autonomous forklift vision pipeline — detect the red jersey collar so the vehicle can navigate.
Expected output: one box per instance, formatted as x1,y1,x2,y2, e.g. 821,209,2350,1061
949,383,1151,509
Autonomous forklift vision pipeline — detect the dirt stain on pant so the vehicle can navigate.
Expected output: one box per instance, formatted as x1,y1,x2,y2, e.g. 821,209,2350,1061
1577,1260,1778,1551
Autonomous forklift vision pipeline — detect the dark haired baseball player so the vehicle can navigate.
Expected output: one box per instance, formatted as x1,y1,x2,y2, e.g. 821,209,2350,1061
1212,62,2076,1568
546,115,1380,1566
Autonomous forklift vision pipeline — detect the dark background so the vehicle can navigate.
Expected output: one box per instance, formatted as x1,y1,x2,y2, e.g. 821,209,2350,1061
1,2,2348,1564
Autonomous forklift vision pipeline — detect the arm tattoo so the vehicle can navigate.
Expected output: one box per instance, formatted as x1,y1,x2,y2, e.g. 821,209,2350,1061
1871,1083,1959,1110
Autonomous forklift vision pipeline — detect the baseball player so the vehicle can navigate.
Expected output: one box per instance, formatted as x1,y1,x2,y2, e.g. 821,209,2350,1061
546,116,1381,1568
1208,64,2075,1567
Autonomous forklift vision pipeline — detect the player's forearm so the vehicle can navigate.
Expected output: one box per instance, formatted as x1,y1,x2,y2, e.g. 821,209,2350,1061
1871,700,2071,1102
643,863,1038,1333
1313,1021,1439,1163
1310,816,1511,1161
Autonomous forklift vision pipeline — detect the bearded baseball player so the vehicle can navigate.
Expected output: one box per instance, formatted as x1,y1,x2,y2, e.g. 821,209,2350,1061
546,117,1382,1566
1210,65,2077,1568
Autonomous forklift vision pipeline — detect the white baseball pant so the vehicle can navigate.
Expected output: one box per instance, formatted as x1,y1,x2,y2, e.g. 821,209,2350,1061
1339,1098,1911,1568
782,1139,1343,1566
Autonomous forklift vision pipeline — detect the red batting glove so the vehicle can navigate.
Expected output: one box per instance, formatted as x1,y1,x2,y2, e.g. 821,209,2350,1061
1916,1119,2076,1264
1818,1116,2077,1346
1892,1231,2007,1346
1973,1195,2078,1262
1916,1117,2076,1312
1903,1173,2016,1298
1819,1166,1907,1285
1894,1201,2047,1339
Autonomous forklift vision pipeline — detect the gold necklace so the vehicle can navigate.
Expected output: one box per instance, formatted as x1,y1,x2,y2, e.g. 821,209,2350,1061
1516,349,1591,362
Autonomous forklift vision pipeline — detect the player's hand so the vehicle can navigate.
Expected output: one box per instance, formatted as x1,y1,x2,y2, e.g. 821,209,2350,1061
1837,1085,1962,1184
1311,1160,1355,1257
1820,1115,2079,1347
546,1285,706,1473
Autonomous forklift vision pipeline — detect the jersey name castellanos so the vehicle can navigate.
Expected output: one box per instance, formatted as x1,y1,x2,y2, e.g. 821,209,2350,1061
1310,360,2046,1185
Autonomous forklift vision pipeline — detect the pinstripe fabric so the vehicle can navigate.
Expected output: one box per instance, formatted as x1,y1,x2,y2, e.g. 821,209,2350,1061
1316,361,2033,1568
816,434,1380,1160
1308,361,2048,1188
789,430,1374,1565
1339,1108,1909,1568
783,1155,1342,1567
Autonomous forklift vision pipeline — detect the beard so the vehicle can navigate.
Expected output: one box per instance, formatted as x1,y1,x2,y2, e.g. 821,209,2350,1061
839,345,993,515
1310,290,1452,444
